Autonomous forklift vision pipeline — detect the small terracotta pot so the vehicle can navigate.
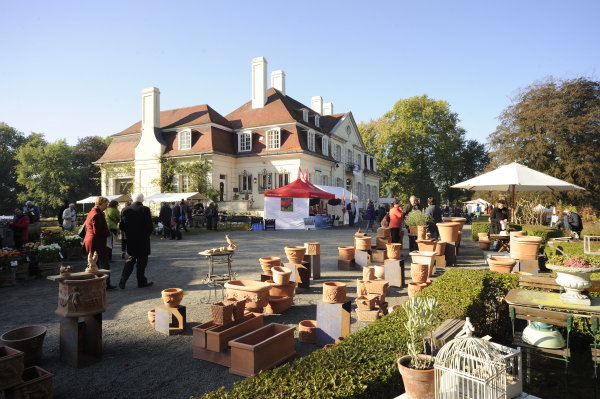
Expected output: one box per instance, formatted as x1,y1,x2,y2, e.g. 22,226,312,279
298,320,317,343
356,295,376,311
386,243,402,260
434,241,446,256
224,298,246,320
211,302,234,325
410,263,429,284
266,280,297,298
478,232,490,241
437,222,461,243
354,236,372,251
271,266,292,285
408,282,429,297
304,242,320,255
397,355,435,398
362,266,375,281
338,246,355,260
478,240,491,250
416,225,427,240
323,282,347,303
416,239,437,253
488,257,517,273
284,246,306,264
161,288,184,308
259,256,281,275
374,265,385,279
148,309,156,327
265,295,293,314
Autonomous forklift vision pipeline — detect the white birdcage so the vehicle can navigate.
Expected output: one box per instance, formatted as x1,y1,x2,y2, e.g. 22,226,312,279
434,318,522,399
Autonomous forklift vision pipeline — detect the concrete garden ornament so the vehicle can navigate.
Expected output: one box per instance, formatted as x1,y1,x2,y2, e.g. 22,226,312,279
85,252,99,273
546,255,600,305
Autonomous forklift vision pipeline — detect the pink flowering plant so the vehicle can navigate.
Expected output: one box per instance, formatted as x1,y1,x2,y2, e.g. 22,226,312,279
547,255,600,271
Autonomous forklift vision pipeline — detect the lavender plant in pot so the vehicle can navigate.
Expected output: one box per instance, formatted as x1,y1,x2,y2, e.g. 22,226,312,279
397,296,438,399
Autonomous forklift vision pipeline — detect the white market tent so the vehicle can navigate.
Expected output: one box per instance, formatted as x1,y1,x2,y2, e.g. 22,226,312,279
533,204,552,213
314,185,358,202
145,192,207,203
76,194,131,204
463,198,490,214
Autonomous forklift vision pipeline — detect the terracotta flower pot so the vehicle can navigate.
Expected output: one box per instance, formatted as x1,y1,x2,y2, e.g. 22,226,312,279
511,236,543,260
386,243,402,260
356,295,376,311
211,302,234,325
271,266,292,285
436,222,460,243
0,346,25,390
434,241,446,256
377,227,391,238
0,325,47,367
478,232,490,241
284,246,306,264
354,236,372,251
397,355,435,399
266,280,297,298
374,265,385,279
357,280,389,302
410,263,429,284
56,274,108,317
304,242,320,255
148,309,156,327
478,240,491,250
161,288,184,308
443,217,467,231
362,266,375,281
407,282,430,298
338,246,355,260
416,239,436,253
224,298,246,320
298,320,317,344
259,256,281,275
265,295,293,314
323,282,347,303
417,225,427,240
488,257,517,273
224,280,271,312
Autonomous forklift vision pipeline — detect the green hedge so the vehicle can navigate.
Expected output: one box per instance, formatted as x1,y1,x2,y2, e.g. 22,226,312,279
471,222,490,240
471,223,563,242
198,270,518,399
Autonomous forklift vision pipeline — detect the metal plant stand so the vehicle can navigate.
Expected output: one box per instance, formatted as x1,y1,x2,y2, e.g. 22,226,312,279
199,250,237,300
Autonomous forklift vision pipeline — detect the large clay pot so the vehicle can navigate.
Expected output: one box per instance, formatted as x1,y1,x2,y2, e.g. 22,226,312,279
434,241,446,256
488,257,517,273
362,266,375,281
386,243,402,260
511,236,543,260
304,242,320,255
259,256,281,275
443,217,467,231
323,282,347,303
397,355,435,399
355,236,372,251
148,309,156,327
224,280,271,312
266,280,297,298
410,263,429,284
265,295,293,314
338,246,355,260
56,275,108,317
416,240,436,253
478,232,490,241
436,222,460,243
161,288,184,308
284,246,306,264
408,282,430,298
298,320,317,343
1,325,47,367
271,266,292,285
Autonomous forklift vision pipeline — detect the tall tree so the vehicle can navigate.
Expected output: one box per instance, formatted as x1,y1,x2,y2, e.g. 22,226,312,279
360,95,488,204
15,139,76,215
489,78,600,209
0,123,28,214
70,136,110,201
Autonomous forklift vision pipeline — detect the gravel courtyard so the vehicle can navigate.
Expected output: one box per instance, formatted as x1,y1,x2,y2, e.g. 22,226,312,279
1,225,485,399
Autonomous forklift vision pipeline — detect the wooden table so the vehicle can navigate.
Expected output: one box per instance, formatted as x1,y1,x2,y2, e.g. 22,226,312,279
490,234,511,252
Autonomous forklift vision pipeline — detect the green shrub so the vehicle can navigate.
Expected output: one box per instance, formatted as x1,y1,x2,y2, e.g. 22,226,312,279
472,222,563,242
471,222,490,241
198,270,518,399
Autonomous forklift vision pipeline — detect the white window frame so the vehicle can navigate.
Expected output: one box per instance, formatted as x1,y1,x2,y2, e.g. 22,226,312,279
335,144,342,162
307,130,315,152
181,175,190,192
321,136,329,156
315,115,320,127
322,175,328,185
266,128,281,150
347,149,353,164
303,109,309,122
179,128,192,150
356,153,362,168
276,172,290,188
239,174,252,193
238,131,252,152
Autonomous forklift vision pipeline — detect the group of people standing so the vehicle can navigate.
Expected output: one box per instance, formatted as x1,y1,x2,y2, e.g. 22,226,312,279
159,200,219,239
7,201,42,249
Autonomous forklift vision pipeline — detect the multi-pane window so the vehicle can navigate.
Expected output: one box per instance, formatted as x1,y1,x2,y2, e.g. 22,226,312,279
179,129,191,150
347,149,353,164
181,175,190,192
322,175,328,185
356,153,361,169
322,136,329,156
276,173,290,188
172,175,180,192
266,129,280,150
258,172,273,193
335,145,342,162
239,174,252,193
307,130,315,151
238,131,252,152
336,177,343,187
303,109,309,122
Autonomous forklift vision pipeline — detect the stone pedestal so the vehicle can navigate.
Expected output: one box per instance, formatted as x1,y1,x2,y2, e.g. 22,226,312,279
155,305,187,335
444,243,457,266
60,313,102,367
384,258,405,287
337,259,356,271
354,250,371,269
371,249,387,263
286,262,310,289
316,300,351,346
303,254,321,279
434,255,446,268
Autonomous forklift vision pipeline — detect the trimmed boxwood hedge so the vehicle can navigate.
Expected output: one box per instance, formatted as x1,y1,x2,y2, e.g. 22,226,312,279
198,270,518,399
471,223,563,242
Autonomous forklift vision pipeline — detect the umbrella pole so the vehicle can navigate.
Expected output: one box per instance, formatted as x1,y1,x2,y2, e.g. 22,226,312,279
511,185,516,222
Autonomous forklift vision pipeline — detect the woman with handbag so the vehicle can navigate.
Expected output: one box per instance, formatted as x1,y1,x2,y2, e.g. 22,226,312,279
84,196,115,289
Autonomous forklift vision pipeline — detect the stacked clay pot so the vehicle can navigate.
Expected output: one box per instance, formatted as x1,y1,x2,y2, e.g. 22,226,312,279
338,246,355,260
161,288,184,308
410,263,429,284
271,266,292,285
323,282,347,303
354,235,372,251
488,257,517,273
386,243,402,260
298,320,317,343
259,256,281,275
224,280,271,312
285,246,306,264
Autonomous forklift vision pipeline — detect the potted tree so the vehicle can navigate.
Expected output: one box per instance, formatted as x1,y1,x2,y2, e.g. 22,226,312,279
404,212,432,240
397,296,438,399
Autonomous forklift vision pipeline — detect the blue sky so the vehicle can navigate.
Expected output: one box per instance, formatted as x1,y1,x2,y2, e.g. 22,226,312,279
1,1,598,145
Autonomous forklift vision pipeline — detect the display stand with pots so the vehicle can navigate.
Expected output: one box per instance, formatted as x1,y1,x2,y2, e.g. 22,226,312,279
224,280,271,313
304,242,321,279
155,288,187,335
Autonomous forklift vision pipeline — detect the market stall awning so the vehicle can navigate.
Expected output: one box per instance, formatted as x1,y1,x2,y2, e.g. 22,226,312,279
76,194,131,204
264,179,334,199
314,185,358,202
144,192,207,203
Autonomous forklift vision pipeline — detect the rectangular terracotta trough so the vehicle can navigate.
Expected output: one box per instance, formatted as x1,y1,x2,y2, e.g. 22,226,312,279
229,323,296,377
205,313,264,353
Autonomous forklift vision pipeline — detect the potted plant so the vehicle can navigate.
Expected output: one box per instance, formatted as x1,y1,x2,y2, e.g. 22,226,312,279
404,212,432,240
61,233,82,259
546,255,600,305
397,296,438,399
35,243,62,277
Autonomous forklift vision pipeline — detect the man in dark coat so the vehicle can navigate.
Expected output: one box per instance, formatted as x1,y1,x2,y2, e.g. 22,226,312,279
159,202,172,239
564,209,584,239
118,193,154,289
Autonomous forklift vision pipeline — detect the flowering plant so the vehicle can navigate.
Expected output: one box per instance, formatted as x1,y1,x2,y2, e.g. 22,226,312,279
0,249,21,270
36,243,62,263
40,230,65,247
62,234,82,248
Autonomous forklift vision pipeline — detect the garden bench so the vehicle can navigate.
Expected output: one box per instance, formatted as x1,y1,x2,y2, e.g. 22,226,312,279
519,273,600,292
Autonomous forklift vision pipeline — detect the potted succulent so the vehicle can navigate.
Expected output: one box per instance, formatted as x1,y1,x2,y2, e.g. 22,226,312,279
404,212,432,240
397,296,438,399
546,255,600,305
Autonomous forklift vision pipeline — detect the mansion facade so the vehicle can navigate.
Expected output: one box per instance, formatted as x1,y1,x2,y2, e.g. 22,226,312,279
95,57,380,211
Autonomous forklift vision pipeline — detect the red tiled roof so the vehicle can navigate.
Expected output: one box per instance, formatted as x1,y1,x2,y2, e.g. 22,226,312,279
319,113,345,133
95,134,139,163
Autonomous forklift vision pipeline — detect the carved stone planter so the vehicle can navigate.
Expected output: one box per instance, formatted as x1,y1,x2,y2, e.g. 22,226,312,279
211,302,234,326
259,257,281,275
410,263,429,284
7,366,53,399
271,266,292,285
224,298,246,321
354,236,372,251
1,326,47,367
410,251,436,268
357,279,389,303
265,295,293,314
304,242,320,255
362,266,375,281
224,280,271,312
284,246,306,264
338,246,355,260
229,323,296,377
298,320,317,343
437,222,460,243
0,346,24,390
356,295,376,311
161,288,184,308
323,282,347,303
56,275,108,317
386,243,402,260
377,227,391,238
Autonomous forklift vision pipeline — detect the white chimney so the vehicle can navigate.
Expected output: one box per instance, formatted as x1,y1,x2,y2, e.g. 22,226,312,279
136,86,164,159
311,96,323,115
252,56,268,109
271,70,285,95
322,102,334,116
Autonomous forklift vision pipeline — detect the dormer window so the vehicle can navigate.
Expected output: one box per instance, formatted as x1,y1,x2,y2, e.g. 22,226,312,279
179,129,192,150
322,136,329,156
315,115,320,127
238,130,252,152
303,109,309,122
307,130,316,151
266,128,281,150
